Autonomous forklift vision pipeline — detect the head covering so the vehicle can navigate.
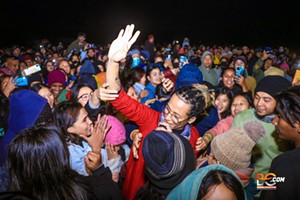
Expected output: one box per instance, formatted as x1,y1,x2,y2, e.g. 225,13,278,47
201,51,214,66
255,75,291,98
0,89,48,165
142,130,195,195
22,54,32,61
255,48,263,54
279,61,290,71
233,56,247,65
167,164,244,200
140,50,150,61
175,63,203,89
104,115,126,145
47,70,66,87
79,60,96,76
211,121,265,170
264,67,285,77
128,49,140,57
28,72,43,86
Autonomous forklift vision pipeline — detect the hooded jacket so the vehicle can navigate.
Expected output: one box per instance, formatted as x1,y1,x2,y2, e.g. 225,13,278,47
0,90,47,165
198,51,219,86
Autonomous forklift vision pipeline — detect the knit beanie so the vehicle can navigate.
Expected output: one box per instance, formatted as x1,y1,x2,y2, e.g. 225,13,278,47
142,130,195,195
233,56,247,65
255,75,291,98
264,67,284,77
47,70,66,87
104,115,126,145
175,63,203,90
279,61,290,71
211,120,265,170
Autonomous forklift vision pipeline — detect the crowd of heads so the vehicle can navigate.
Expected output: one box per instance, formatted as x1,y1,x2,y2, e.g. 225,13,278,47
1,29,300,200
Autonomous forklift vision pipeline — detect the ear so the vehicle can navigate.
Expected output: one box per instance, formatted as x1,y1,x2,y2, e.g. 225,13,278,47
188,116,196,124
147,75,151,82
295,121,300,134
67,126,76,134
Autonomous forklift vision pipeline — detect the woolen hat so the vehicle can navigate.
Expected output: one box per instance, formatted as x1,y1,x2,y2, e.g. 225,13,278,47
104,115,126,145
47,70,66,87
211,121,265,170
142,130,195,195
255,75,291,98
175,63,203,89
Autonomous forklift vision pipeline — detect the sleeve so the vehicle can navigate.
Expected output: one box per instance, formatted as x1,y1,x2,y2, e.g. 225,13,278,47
207,115,233,137
84,99,102,122
110,88,160,132
68,144,90,176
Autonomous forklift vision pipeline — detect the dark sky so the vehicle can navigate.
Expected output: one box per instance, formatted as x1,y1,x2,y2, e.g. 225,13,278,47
1,0,299,49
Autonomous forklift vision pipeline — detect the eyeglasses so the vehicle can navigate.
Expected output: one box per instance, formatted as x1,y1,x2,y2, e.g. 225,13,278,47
163,105,189,125
77,91,93,101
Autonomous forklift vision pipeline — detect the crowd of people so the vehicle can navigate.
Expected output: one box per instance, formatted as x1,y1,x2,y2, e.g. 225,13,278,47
0,24,300,200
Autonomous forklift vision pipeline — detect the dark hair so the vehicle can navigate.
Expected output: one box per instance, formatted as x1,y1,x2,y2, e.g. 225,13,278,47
145,65,161,85
197,170,244,200
215,87,235,119
275,86,300,127
135,182,166,200
130,67,145,84
31,83,49,94
52,101,83,145
77,32,86,38
233,92,254,108
221,67,236,78
70,83,94,102
7,125,89,200
174,84,213,118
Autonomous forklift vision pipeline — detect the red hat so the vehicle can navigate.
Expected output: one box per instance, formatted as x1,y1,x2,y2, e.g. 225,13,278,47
47,70,66,87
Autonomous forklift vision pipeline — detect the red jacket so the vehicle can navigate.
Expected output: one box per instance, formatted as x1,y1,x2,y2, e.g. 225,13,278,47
110,88,199,200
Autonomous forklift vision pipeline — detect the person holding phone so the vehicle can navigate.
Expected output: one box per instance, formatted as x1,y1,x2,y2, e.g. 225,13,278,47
233,56,256,97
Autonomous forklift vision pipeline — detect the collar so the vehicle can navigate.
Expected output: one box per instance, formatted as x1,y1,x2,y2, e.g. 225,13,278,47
254,110,276,123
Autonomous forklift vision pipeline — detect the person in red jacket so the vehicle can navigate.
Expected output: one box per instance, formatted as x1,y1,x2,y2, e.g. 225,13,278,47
104,24,213,200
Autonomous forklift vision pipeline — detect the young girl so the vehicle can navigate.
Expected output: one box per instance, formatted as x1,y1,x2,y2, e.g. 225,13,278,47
196,92,253,151
214,87,235,120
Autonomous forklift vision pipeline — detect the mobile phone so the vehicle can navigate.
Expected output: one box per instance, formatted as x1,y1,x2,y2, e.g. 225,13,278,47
166,54,171,60
14,77,28,87
24,64,41,76
236,66,245,77
179,56,187,68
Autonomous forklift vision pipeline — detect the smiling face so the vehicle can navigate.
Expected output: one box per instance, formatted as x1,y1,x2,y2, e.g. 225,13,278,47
254,91,276,117
163,93,196,130
147,68,162,87
67,108,93,137
59,60,70,74
231,95,251,117
50,83,64,99
215,94,230,115
38,87,54,108
77,86,93,106
222,69,235,88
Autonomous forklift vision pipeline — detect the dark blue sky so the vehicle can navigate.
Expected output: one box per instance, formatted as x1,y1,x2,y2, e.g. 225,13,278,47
1,0,299,49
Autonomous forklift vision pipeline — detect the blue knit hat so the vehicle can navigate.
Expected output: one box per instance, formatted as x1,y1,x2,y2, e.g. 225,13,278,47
142,130,195,195
175,63,203,90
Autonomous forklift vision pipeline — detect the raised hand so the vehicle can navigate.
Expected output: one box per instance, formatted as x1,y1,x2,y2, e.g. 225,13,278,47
80,114,111,153
161,78,174,93
108,24,140,63
132,132,143,159
106,142,120,160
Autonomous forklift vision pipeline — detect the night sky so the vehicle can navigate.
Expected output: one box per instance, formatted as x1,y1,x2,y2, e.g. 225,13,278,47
1,0,299,49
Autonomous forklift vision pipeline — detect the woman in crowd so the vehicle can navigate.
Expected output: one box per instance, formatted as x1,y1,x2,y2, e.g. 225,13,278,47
4,125,122,200
196,92,253,151
31,83,54,109
214,87,234,120
167,164,245,200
